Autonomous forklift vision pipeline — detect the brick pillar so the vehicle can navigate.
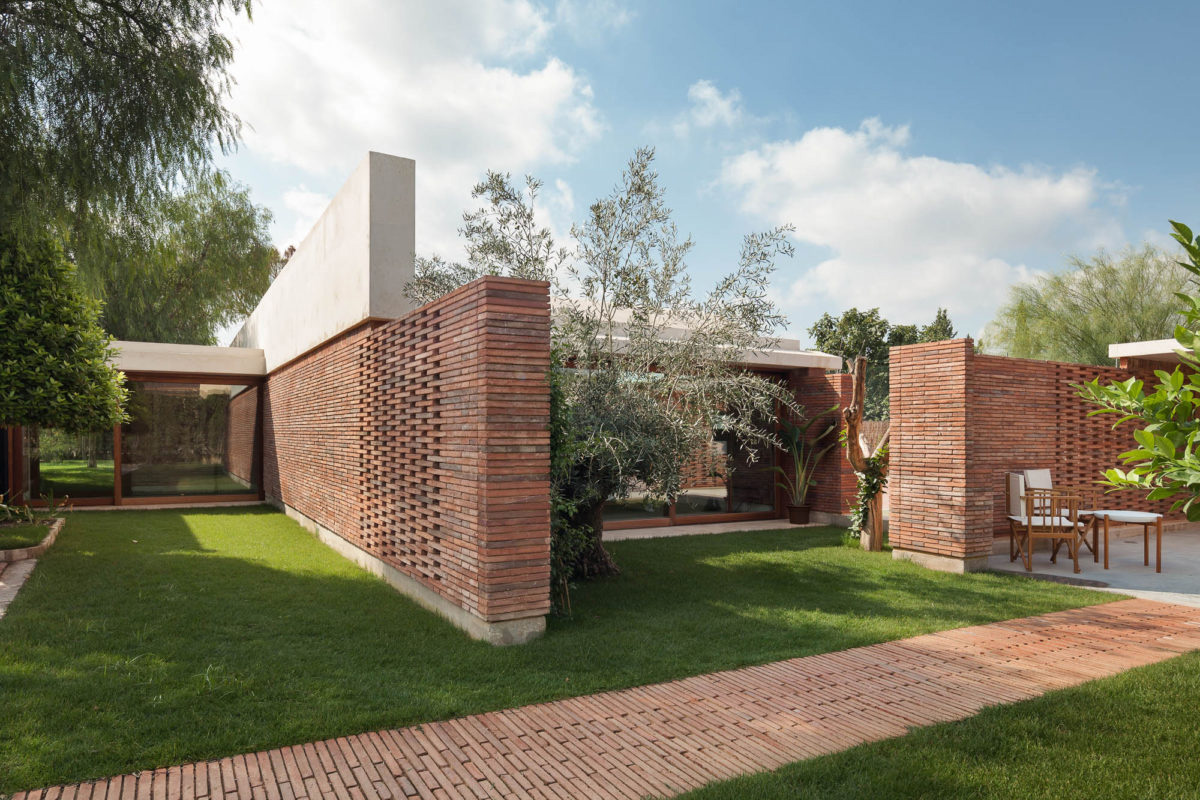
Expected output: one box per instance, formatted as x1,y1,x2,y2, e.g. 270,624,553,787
889,339,992,572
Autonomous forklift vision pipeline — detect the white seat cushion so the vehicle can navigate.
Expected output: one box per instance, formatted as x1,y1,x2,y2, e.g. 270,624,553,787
1090,510,1162,524
1008,515,1076,528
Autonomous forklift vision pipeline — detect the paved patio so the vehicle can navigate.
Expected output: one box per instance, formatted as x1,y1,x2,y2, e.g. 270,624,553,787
17,599,1200,800
989,525,1200,608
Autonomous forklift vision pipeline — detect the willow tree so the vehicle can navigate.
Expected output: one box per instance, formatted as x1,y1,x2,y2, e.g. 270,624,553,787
409,148,802,583
1,0,250,226
986,245,1190,364
74,170,282,344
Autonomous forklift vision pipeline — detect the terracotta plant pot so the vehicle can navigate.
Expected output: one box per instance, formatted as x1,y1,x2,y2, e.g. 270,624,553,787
786,504,811,525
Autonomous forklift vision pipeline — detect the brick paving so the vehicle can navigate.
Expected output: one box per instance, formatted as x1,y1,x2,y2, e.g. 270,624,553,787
17,598,1200,800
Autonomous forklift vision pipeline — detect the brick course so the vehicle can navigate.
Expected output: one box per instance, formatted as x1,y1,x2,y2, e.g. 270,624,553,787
262,277,552,625
890,339,1176,562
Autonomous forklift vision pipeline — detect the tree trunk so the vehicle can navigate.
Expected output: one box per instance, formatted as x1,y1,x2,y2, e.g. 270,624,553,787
571,500,621,579
861,491,884,551
843,356,889,553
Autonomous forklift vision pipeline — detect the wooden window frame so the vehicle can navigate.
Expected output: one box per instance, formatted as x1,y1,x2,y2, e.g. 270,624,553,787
8,371,266,508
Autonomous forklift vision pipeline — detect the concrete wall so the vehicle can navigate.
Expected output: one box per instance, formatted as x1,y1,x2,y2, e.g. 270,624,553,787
234,152,417,372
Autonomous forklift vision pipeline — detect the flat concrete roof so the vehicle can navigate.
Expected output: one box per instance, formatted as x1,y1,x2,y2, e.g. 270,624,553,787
1108,338,1183,364
112,340,266,377
599,334,841,371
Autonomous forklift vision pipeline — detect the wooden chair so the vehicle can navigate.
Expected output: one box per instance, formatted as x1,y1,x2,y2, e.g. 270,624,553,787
1006,474,1090,573
1022,468,1099,563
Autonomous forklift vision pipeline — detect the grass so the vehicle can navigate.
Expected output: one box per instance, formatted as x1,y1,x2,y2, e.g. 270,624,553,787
123,462,255,496
0,522,48,550
36,460,114,497
37,460,255,499
678,651,1200,800
0,509,1111,793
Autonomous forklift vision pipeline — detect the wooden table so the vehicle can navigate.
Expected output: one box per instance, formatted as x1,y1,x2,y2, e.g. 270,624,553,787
1089,510,1164,573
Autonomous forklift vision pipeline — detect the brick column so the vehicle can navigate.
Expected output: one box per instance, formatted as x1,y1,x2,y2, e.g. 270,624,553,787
889,339,992,572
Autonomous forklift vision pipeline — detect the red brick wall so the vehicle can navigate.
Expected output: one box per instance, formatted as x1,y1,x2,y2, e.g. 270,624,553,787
890,339,1176,561
224,386,259,486
263,324,376,547
790,370,857,516
889,340,978,558
262,277,552,624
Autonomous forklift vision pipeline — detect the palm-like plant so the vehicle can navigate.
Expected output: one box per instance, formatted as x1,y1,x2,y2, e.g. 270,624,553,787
773,405,839,522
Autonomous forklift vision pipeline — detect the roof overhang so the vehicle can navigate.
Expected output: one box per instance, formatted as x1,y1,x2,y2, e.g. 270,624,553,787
111,340,266,377
1108,338,1183,365
599,334,841,371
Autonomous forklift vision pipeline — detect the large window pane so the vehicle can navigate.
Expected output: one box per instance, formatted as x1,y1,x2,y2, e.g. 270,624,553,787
675,437,730,516
121,381,259,497
21,427,115,501
729,434,776,513
603,484,669,523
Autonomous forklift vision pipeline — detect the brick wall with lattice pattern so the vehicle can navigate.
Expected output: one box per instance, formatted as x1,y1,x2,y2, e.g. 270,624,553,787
890,339,1175,561
262,277,552,624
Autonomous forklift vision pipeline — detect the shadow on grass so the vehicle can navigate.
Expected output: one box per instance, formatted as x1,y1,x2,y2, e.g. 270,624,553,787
0,513,1110,794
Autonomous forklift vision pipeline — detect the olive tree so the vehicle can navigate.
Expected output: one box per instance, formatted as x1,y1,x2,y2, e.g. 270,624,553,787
1079,222,1200,518
409,148,802,587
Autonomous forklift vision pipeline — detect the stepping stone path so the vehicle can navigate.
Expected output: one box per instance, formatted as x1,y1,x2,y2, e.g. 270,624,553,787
0,559,37,621
16,598,1200,800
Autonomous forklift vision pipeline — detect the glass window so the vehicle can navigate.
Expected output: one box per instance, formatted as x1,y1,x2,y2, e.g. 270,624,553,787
121,381,260,497
21,427,115,501
728,433,776,513
604,484,670,523
675,437,731,516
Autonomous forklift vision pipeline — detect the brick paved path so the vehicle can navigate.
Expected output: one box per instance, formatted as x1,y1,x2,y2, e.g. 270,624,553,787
18,599,1200,800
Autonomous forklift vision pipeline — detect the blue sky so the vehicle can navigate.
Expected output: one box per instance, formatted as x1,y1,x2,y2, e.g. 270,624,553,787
217,0,1198,344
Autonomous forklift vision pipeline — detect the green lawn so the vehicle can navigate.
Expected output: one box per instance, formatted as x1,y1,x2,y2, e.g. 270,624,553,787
0,509,1110,793
679,651,1200,800
0,523,48,550
36,460,114,497
35,460,257,500
124,461,255,496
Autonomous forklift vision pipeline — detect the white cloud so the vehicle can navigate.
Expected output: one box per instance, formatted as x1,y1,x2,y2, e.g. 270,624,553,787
226,0,602,257
719,119,1122,332
277,185,331,249
554,0,634,40
673,80,744,138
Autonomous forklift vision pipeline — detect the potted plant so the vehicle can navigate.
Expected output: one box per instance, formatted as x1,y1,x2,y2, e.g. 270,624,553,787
773,406,839,524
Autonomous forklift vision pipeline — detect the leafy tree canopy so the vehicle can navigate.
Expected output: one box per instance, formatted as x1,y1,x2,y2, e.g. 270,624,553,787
0,228,127,432
409,148,802,588
808,306,957,419
984,244,1190,365
0,0,250,225
73,170,282,344
1080,223,1200,519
